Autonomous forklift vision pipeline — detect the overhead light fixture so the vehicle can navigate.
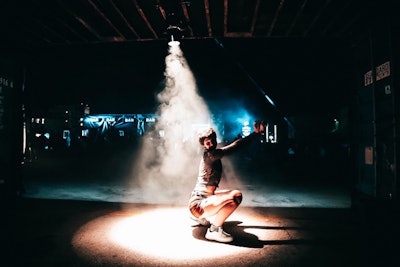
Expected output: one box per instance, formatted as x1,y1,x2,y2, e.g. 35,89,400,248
167,25,183,46
157,0,187,43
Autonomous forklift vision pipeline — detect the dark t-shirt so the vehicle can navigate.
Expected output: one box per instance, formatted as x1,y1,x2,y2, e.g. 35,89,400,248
192,132,258,193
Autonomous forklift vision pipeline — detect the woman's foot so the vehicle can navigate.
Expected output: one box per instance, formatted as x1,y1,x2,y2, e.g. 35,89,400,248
205,225,233,243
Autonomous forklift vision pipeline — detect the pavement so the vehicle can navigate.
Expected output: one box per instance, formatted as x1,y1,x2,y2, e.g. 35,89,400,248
1,148,399,266
1,193,398,267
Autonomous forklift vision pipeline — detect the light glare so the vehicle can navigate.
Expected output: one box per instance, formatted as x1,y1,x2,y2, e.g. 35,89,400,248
72,207,287,264
168,40,180,47
109,208,242,260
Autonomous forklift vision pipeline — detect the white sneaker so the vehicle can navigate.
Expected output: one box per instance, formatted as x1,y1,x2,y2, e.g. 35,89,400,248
190,216,211,226
205,226,233,243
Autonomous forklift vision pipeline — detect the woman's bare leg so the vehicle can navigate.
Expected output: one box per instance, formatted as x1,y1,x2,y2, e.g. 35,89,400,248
212,201,237,226
201,189,242,226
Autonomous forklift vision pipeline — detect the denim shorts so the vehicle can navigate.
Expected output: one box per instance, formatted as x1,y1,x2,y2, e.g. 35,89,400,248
188,191,207,218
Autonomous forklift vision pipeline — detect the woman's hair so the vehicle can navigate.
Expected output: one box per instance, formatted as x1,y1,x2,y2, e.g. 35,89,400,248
198,128,217,145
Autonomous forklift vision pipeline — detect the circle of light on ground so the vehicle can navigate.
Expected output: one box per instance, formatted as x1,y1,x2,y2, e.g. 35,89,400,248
71,207,284,264
109,208,248,260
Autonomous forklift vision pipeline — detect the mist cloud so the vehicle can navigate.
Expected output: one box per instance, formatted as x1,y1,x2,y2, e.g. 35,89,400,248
128,43,214,204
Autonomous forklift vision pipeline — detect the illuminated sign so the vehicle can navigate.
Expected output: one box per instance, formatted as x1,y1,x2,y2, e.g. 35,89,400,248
364,70,373,86
376,61,390,81
242,126,251,136
125,118,135,122
86,117,99,122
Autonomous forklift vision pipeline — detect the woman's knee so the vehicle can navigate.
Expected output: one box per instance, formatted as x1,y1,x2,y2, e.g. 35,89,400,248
231,190,243,206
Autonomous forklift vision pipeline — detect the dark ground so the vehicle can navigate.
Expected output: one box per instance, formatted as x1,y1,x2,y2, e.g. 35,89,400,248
1,196,399,267
1,144,399,267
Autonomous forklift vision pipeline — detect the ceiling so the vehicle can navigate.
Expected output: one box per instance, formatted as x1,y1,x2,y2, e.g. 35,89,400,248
1,0,390,50
1,0,396,124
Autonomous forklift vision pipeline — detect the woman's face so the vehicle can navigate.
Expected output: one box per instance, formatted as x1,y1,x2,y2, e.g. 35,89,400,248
203,137,217,151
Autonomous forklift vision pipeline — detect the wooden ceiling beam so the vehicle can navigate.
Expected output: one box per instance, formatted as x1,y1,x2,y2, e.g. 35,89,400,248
303,0,331,37
57,0,102,41
158,5,167,20
132,0,158,39
268,0,286,37
204,0,212,37
35,18,71,44
110,0,140,39
250,0,261,36
31,0,88,43
286,0,308,36
181,1,193,36
223,0,228,36
86,0,126,41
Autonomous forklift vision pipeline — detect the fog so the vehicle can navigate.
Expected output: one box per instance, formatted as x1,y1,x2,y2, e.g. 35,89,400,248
126,42,220,205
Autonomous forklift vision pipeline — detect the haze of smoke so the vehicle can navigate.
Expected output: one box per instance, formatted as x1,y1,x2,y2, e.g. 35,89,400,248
128,44,214,205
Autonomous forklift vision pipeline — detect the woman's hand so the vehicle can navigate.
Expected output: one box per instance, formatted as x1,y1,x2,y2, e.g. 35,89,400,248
254,120,267,134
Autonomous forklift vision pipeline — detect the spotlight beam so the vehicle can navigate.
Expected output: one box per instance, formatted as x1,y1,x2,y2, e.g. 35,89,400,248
213,38,296,130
